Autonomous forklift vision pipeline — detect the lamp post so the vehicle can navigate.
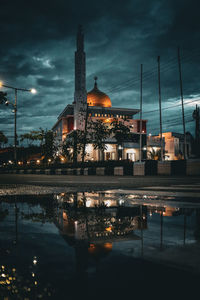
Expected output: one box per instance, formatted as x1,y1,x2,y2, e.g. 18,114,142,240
0,81,36,163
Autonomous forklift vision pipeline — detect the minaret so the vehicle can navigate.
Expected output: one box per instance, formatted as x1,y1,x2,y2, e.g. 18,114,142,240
74,25,87,131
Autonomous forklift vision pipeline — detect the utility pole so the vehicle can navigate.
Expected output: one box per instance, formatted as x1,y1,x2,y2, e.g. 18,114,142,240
178,47,187,159
193,105,200,141
139,64,143,162
157,56,163,161
14,89,17,163
81,103,89,164
193,105,200,156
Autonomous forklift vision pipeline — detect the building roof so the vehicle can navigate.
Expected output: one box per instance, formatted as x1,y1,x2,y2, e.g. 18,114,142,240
88,106,140,116
58,104,74,119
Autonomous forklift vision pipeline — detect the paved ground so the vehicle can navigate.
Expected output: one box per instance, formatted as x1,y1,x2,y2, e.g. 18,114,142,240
0,173,199,188
0,174,200,197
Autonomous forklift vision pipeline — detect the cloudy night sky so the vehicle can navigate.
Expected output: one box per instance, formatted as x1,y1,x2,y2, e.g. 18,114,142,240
0,0,200,144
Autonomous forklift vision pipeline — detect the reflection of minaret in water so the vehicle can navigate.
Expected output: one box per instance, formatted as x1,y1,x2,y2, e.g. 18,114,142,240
74,25,87,131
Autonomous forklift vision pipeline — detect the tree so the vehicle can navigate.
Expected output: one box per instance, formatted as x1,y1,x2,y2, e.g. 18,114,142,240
62,130,86,163
110,120,131,160
148,148,161,160
61,138,73,162
20,128,45,146
88,120,110,160
0,131,8,148
42,130,55,162
0,91,8,105
20,128,55,163
148,148,169,160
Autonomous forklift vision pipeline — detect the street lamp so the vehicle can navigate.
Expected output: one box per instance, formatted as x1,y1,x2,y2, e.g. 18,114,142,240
0,81,36,164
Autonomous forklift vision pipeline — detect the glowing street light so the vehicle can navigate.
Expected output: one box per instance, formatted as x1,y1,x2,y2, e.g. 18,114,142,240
0,81,37,163
30,88,37,94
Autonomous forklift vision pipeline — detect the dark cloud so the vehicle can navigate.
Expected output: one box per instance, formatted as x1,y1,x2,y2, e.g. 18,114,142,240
0,0,200,144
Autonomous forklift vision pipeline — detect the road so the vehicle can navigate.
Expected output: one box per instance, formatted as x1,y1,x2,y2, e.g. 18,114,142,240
0,174,200,193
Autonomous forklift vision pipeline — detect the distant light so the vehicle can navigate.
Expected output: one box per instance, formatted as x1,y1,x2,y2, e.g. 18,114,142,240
0,81,3,88
36,160,40,164
106,226,112,232
33,256,37,265
30,88,37,94
119,199,124,205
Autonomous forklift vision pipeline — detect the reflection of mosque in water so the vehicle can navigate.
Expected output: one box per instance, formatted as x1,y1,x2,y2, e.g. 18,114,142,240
54,192,148,270
1,194,200,298
53,192,200,271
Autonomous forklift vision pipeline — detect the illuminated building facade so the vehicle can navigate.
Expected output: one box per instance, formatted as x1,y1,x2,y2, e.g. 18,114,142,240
52,26,147,161
147,132,192,160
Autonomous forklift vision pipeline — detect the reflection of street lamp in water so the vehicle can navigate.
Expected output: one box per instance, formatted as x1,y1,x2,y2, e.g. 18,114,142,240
14,199,18,245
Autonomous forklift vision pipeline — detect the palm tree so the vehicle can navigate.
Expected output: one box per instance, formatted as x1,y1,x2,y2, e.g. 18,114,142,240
148,148,169,160
88,120,110,161
148,148,161,160
110,120,130,160
62,130,86,163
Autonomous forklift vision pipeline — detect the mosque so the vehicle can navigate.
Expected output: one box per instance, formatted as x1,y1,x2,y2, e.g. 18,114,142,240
52,26,147,161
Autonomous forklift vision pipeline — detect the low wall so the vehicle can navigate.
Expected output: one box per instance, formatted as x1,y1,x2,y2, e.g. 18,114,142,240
84,168,88,175
96,167,105,176
1,159,200,176
186,159,200,175
158,161,172,175
114,166,123,176
67,168,73,175
158,160,186,175
133,162,145,176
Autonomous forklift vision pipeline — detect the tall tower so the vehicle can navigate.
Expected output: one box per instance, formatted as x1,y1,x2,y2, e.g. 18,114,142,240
74,25,87,131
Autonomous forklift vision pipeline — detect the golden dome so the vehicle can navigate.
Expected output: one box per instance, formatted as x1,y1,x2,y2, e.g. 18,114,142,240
87,77,112,107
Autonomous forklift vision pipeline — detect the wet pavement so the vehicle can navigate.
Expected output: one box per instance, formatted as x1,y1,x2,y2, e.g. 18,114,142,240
0,191,200,299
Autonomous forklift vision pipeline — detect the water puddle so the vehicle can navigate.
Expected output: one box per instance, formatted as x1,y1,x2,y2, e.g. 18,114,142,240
0,192,200,299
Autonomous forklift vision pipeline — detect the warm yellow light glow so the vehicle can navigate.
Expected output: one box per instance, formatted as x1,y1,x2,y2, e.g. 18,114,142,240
48,159,51,162
105,226,112,232
36,160,40,164
30,88,37,94
0,81,3,88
